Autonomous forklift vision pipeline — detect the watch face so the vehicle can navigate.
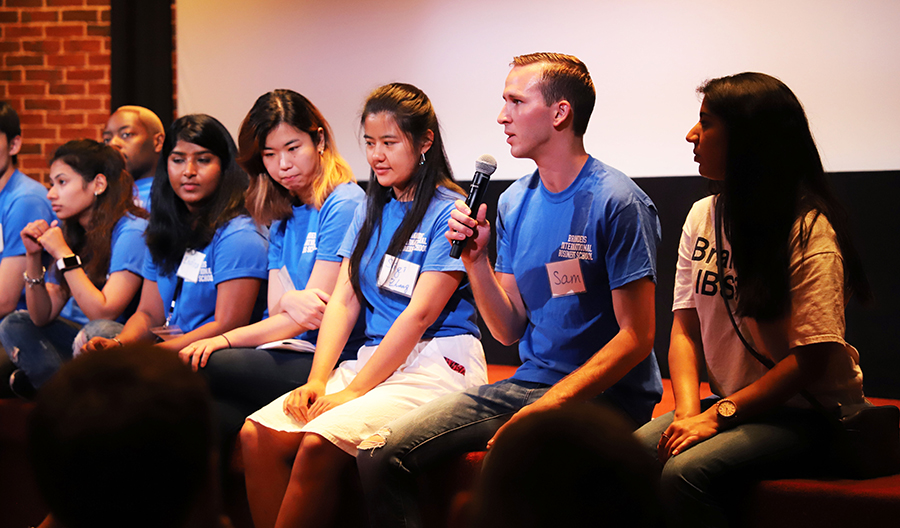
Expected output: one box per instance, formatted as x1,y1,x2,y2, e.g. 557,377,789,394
717,399,737,419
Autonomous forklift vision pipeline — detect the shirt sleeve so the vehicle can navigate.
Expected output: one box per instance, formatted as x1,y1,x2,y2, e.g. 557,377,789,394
1,194,55,258
603,196,660,290
673,201,706,311
318,186,364,262
211,219,270,285
420,199,466,273
337,202,366,259
268,219,286,271
108,218,148,277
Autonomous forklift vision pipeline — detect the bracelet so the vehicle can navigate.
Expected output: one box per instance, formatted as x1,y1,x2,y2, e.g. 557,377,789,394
112,337,124,347
23,268,46,287
221,334,232,348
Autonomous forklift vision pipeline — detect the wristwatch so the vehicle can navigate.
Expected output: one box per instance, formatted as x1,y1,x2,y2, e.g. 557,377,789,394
57,254,82,273
716,398,737,420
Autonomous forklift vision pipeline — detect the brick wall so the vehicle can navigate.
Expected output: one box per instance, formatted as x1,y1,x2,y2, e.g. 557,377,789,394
1,0,111,184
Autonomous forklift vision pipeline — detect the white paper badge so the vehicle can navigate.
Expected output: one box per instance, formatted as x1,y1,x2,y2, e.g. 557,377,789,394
278,265,297,292
0,223,4,253
377,255,420,297
546,259,586,297
176,250,206,283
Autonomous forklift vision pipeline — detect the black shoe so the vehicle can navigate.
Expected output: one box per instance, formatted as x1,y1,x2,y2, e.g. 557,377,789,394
9,369,37,400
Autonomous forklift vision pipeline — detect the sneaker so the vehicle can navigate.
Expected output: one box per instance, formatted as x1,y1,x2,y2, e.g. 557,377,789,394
9,369,37,400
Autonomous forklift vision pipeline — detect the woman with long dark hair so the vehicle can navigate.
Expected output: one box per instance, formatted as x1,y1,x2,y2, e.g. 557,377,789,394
82,114,268,355
177,90,365,434
0,139,147,395
636,72,871,527
239,83,487,528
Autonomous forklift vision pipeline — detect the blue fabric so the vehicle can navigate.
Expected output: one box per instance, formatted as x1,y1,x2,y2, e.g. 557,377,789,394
0,311,121,388
338,188,480,344
0,170,56,311
134,177,153,211
495,156,663,420
53,214,148,325
143,215,268,332
635,400,830,528
269,182,365,352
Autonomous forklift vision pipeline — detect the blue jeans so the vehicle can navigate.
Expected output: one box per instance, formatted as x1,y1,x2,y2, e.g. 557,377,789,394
634,398,830,528
356,378,624,528
0,311,122,388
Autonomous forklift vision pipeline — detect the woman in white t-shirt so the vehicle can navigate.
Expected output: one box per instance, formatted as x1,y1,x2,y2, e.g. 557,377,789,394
635,72,871,528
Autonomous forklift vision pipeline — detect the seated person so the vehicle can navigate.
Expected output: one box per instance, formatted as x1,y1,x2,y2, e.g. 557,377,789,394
103,105,165,209
82,114,268,355
178,89,365,436
0,139,146,397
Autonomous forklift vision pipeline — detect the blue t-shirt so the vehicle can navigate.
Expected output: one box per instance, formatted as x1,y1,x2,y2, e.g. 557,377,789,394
134,178,153,211
143,215,269,332
54,214,148,325
0,169,56,311
495,156,662,422
338,187,480,345
269,182,365,355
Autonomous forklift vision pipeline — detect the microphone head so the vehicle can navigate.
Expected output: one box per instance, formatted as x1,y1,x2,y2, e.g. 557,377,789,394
475,154,498,176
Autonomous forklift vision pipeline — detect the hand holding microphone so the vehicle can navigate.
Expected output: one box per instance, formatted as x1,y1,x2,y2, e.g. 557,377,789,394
449,154,497,259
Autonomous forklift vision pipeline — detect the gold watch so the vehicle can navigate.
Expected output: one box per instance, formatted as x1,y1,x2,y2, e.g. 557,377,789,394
716,398,737,420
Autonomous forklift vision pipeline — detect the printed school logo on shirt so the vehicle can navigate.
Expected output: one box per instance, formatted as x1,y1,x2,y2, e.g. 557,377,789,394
402,232,427,253
302,232,317,254
691,235,736,299
198,260,214,283
557,234,593,260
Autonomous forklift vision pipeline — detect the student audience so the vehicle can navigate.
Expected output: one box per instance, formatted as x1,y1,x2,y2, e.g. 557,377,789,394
81,114,268,355
3,58,880,528
0,140,147,398
239,82,486,528
103,105,165,209
635,72,872,528
0,102,56,396
178,90,365,436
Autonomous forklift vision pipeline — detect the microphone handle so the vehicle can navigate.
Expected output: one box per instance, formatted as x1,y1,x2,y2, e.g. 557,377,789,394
449,171,491,259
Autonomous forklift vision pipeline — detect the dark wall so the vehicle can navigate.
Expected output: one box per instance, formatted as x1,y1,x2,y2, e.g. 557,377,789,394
466,171,900,399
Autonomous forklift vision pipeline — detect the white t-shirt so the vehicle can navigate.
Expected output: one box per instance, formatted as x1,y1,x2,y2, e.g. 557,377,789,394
672,195,863,407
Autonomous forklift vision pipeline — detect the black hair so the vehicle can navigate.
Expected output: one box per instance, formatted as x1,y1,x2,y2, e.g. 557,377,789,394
701,72,870,319
145,114,249,274
50,139,147,290
28,345,216,528
0,101,22,165
348,83,463,302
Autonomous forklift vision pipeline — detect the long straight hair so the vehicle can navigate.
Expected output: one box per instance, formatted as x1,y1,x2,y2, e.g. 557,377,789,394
348,83,463,302
238,89,354,225
50,140,148,290
144,114,249,274
701,72,870,320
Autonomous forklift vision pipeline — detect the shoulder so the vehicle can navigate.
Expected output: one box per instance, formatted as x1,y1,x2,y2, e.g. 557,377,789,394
320,182,365,214
116,213,149,233
581,157,655,211
792,209,840,255
498,170,541,207
4,171,50,209
216,215,266,242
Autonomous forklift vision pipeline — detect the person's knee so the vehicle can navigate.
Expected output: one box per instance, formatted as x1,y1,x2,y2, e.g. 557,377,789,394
240,420,261,452
659,451,710,500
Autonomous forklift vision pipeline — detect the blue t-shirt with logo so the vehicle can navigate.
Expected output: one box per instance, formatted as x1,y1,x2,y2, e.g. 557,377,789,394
495,156,662,423
269,182,365,355
338,187,479,345
143,215,268,332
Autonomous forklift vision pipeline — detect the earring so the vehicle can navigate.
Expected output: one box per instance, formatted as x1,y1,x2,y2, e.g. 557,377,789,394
94,191,101,196
318,149,324,156
420,153,426,166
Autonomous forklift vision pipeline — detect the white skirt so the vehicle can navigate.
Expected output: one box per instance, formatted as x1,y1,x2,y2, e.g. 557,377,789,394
247,334,486,455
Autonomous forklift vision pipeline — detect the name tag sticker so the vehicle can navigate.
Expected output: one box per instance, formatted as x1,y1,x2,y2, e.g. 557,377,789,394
176,250,206,283
546,259,586,297
377,255,420,298
0,223,4,253
277,265,297,292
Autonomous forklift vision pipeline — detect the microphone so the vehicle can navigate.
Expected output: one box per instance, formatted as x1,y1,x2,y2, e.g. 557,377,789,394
450,154,497,259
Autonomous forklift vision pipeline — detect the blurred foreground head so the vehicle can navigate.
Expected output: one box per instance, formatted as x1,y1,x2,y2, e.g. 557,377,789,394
28,345,218,528
470,403,661,528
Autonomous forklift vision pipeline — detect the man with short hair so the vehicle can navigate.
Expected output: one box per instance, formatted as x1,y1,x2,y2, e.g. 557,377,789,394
357,53,663,527
103,105,165,209
0,102,55,396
